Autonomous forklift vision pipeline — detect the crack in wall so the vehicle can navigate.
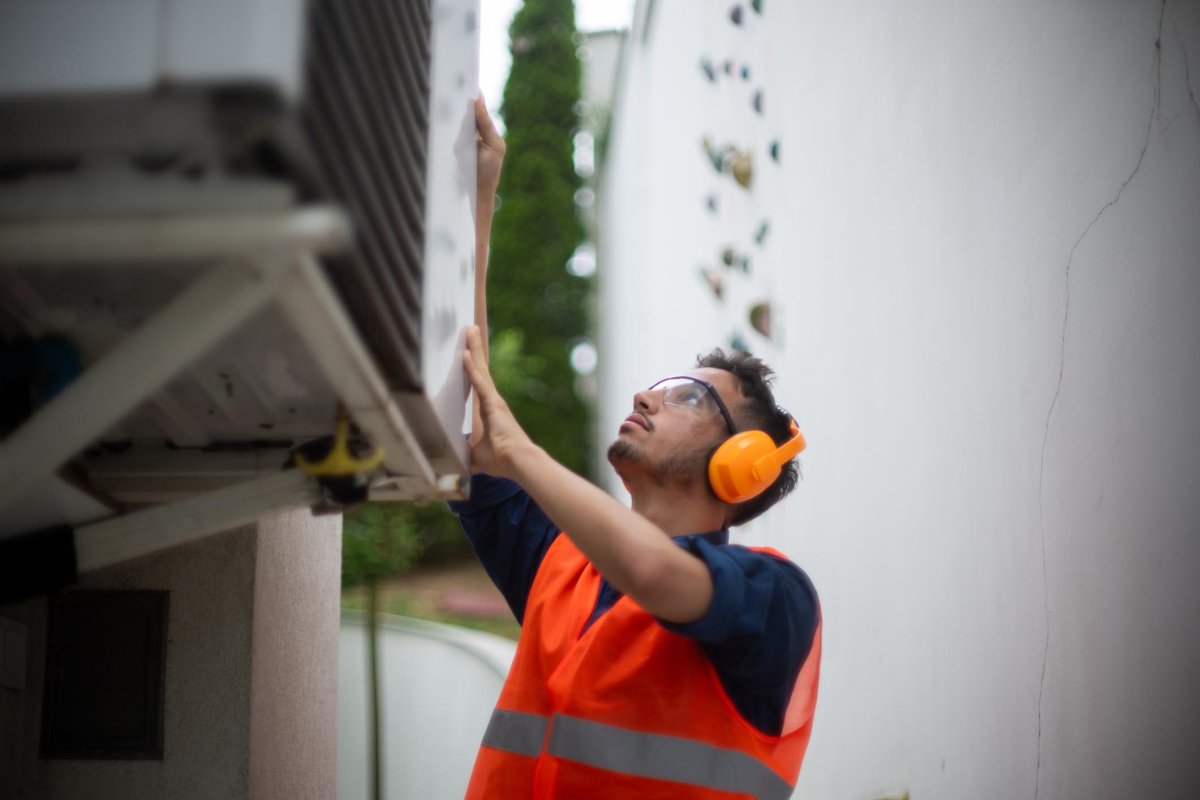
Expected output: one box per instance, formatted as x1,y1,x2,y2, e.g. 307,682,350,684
1173,2,1200,121
1033,2,1166,798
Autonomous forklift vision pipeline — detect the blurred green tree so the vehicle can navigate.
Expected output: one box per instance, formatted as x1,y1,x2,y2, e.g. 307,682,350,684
341,502,467,589
489,0,591,477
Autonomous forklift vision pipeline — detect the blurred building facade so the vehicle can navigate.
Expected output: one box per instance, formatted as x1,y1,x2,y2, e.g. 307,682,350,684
594,1,1200,797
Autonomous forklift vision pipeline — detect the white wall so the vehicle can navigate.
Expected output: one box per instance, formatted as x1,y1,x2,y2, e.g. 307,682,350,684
337,613,515,800
598,1,1200,797
596,0,788,485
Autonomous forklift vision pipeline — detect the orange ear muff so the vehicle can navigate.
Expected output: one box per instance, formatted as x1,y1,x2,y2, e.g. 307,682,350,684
708,419,806,504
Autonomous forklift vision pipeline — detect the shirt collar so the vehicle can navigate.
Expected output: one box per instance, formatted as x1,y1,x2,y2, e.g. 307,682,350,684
672,529,729,547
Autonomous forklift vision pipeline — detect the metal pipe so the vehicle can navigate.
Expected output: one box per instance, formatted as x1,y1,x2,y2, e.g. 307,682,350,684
0,207,352,266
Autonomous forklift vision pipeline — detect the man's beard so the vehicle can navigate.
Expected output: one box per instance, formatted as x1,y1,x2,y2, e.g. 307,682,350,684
607,435,717,491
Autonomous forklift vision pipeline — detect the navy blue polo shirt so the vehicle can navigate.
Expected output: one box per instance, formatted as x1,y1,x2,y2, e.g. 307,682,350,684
448,473,819,737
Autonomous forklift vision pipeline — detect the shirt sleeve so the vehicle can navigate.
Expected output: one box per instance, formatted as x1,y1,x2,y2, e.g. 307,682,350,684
446,472,560,624
660,539,820,736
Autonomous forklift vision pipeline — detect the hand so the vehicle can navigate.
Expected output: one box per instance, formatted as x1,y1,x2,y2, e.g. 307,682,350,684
463,326,533,478
475,96,505,205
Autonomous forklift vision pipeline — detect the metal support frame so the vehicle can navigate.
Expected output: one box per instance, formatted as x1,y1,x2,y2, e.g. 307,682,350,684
277,253,437,486
0,259,290,509
73,470,323,572
0,208,352,266
81,447,292,504
0,206,454,569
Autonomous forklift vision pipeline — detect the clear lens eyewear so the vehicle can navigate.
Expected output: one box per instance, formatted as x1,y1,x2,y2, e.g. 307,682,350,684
647,376,737,434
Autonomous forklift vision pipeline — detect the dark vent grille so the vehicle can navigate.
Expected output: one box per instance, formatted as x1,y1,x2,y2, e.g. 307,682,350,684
302,0,432,391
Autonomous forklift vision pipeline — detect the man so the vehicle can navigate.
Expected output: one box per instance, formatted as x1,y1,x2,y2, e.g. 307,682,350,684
455,98,820,799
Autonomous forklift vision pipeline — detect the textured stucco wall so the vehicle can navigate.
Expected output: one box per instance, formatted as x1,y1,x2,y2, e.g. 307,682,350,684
598,1,1200,797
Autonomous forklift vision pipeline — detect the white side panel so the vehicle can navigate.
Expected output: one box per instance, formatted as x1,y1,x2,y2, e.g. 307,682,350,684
420,0,481,465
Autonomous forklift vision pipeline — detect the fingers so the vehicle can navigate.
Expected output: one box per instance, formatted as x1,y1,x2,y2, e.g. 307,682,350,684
474,95,495,138
463,327,502,462
464,325,485,371
474,96,505,153
462,327,498,405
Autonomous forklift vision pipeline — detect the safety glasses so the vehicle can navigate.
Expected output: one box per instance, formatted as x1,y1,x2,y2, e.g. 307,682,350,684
647,376,737,434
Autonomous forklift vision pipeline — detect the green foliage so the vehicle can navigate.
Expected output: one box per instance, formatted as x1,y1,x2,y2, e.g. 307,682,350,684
489,0,592,477
489,328,545,400
341,502,468,588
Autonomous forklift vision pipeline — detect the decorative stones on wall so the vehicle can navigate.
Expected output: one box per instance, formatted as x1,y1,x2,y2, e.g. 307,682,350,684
695,2,779,356
730,150,753,188
754,220,769,246
721,246,751,273
702,137,723,171
699,266,725,300
700,56,755,85
748,302,772,339
701,137,754,189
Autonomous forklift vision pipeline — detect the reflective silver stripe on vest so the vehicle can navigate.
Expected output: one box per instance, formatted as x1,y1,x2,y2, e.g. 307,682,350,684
481,709,550,757
547,714,794,800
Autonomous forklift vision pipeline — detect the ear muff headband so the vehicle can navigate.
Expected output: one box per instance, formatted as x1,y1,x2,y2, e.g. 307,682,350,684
708,418,806,504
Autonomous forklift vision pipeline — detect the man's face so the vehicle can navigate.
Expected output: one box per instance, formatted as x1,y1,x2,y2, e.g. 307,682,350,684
607,368,740,490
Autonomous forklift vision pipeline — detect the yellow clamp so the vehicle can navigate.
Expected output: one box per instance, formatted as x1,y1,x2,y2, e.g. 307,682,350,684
296,409,385,477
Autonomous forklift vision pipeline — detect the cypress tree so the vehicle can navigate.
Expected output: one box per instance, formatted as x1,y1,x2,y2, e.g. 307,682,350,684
488,0,591,476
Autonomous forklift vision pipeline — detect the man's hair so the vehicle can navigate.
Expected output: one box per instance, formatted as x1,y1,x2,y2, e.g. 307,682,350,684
695,348,800,527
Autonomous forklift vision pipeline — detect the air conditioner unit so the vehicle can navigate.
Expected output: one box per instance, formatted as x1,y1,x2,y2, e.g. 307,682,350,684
0,0,481,577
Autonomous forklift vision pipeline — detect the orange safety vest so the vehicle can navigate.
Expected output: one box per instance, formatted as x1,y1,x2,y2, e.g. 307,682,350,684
466,534,821,799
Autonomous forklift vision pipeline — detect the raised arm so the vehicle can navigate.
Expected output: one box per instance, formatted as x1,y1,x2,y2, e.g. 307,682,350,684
461,326,716,623
464,100,712,624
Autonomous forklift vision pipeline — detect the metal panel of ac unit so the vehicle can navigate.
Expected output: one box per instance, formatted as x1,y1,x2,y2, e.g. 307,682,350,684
0,0,480,534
